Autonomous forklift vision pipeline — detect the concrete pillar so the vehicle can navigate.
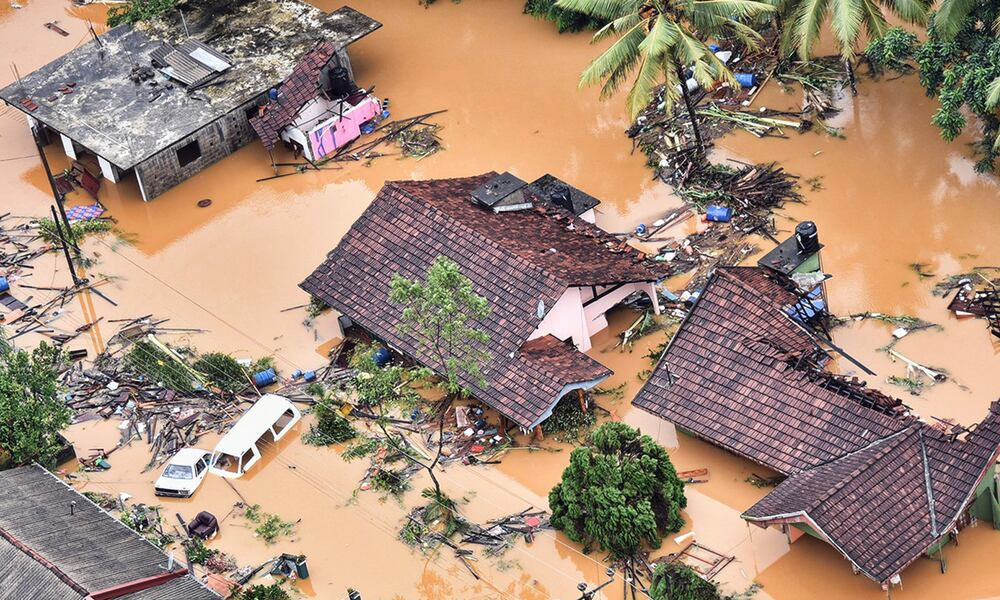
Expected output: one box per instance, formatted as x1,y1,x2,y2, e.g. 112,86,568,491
134,168,150,202
577,388,587,412
97,156,120,183
648,282,662,315
533,425,544,442
60,133,77,160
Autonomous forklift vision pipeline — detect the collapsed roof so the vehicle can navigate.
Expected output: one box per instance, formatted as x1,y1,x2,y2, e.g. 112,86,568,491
301,173,662,428
633,266,1000,585
0,0,380,169
0,464,219,600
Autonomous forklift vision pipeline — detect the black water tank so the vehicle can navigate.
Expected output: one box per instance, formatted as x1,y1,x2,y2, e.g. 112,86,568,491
327,66,352,98
549,184,573,212
795,221,820,254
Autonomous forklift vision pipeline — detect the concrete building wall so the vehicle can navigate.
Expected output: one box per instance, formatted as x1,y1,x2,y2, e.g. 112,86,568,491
133,97,260,201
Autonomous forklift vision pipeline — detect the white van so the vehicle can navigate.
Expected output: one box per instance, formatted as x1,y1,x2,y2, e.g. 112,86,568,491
208,394,301,479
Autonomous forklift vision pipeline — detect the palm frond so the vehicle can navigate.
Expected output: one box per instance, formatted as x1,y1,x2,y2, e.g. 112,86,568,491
555,0,637,20
986,76,1000,108
887,0,930,24
593,12,642,42
859,0,889,49
580,22,648,97
830,0,864,58
792,0,831,59
932,0,975,40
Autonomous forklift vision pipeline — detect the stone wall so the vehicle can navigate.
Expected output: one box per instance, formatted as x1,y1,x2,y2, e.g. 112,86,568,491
133,97,260,201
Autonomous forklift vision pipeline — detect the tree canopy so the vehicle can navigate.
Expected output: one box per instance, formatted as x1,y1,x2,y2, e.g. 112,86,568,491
389,255,491,396
557,0,774,118
548,422,686,559
650,563,760,600
913,2,1000,171
0,341,72,468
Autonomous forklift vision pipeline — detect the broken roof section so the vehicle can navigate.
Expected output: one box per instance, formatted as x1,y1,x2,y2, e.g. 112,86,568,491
0,0,380,169
745,405,1000,584
249,40,337,150
633,266,1000,585
0,464,219,600
301,173,662,427
633,267,912,475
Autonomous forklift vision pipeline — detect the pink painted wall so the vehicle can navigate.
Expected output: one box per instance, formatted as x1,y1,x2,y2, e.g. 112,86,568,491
307,96,380,159
529,283,660,352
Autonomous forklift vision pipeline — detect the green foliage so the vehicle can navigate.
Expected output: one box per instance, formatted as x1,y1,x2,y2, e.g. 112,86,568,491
342,437,380,461
350,344,418,408
0,341,72,468
915,7,1000,171
865,27,918,73
107,0,176,27
370,468,411,497
302,402,357,446
543,395,597,442
306,295,328,319
649,563,761,600
548,422,686,559
389,256,491,395
779,0,929,61
242,504,295,545
185,537,214,565
37,217,113,246
524,0,606,33
232,584,290,600
556,0,774,118
123,340,194,392
192,352,247,394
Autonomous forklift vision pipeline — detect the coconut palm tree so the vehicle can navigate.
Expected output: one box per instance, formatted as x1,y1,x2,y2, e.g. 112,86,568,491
779,0,930,88
557,0,775,152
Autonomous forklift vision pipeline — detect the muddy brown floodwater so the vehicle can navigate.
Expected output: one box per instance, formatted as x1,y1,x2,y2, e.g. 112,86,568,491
2,1,1000,599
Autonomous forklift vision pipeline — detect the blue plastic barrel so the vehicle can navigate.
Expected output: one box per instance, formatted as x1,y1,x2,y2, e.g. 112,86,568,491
291,369,302,379
735,72,756,88
303,370,316,382
252,368,276,387
635,223,647,235
373,347,391,368
0,277,8,294
705,205,733,222
709,44,721,52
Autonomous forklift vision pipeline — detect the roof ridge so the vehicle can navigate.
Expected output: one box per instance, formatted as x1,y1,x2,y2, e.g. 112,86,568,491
801,426,917,514
918,428,939,537
386,179,570,318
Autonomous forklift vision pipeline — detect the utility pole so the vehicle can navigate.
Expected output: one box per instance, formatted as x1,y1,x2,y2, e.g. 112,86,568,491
573,567,617,600
50,205,81,287
31,124,77,252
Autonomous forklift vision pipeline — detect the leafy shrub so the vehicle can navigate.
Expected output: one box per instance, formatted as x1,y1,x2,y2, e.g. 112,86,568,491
302,402,357,446
193,352,248,394
232,584,290,600
107,0,176,27
865,27,917,74
123,340,194,392
549,422,686,559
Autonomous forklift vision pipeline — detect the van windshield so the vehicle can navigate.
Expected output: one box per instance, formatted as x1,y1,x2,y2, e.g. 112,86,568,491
163,464,194,480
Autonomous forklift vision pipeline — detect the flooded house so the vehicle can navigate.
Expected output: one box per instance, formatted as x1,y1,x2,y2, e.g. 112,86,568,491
633,265,1000,588
0,464,220,600
301,172,665,434
0,0,379,201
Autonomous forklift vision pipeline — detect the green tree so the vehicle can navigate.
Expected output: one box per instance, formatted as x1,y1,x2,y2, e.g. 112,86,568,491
0,341,72,468
913,1,1000,171
649,562,760,600
549,422,686,560
557,0,774,150
386,255,491,498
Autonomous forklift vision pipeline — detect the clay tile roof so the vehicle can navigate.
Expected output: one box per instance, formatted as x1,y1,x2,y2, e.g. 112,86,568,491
633,266,911,475
249,41,336,150
301,174,653,428
744,402,1000,584
520,335,613,385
